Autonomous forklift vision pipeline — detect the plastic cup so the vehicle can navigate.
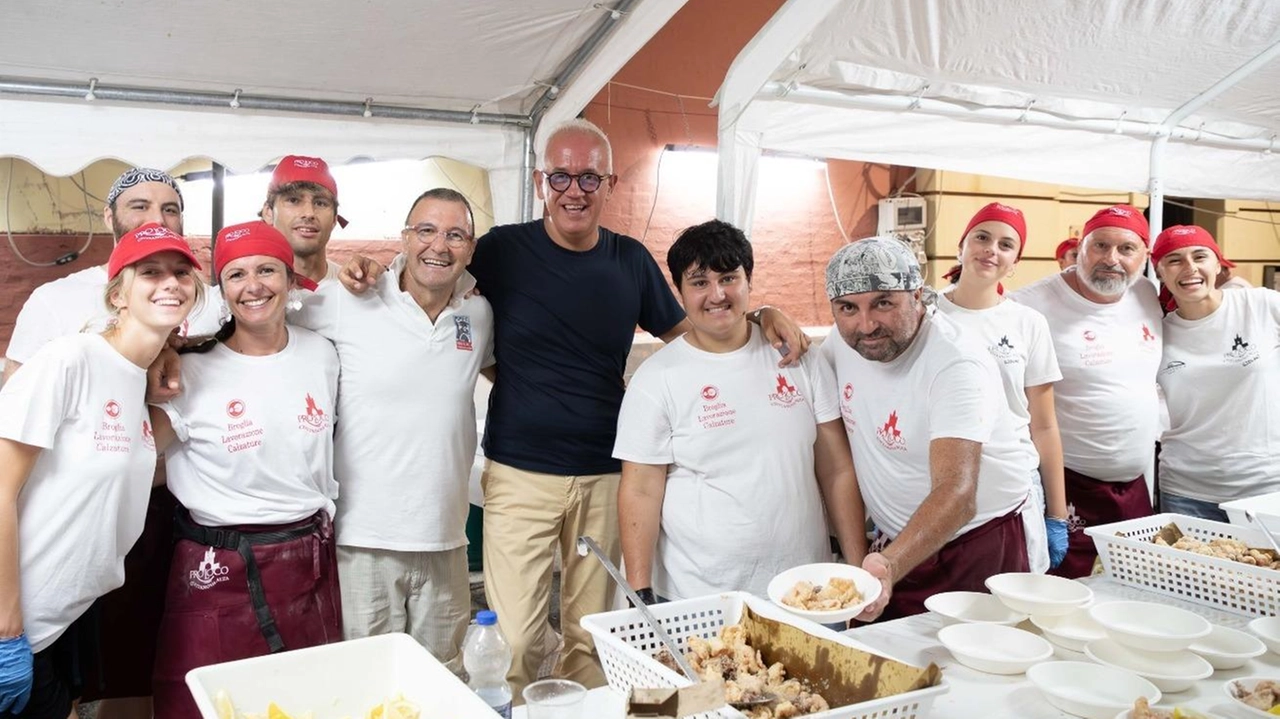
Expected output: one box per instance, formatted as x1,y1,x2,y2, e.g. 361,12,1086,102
522,679,586,719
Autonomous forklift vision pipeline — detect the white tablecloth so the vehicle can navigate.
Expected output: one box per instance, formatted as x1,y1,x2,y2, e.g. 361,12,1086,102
514,576,1280,718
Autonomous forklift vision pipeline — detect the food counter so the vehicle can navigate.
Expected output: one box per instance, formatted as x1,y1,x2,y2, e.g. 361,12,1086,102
517,576,1280,718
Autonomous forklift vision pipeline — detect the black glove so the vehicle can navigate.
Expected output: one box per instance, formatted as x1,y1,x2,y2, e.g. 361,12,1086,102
630,587,661,607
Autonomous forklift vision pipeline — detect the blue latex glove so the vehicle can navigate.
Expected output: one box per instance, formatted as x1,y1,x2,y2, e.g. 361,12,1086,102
0,633,32,714
1045,517,1069,569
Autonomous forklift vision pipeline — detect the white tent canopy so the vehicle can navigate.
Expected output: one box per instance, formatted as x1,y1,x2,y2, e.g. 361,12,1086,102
0,0,688,224
717,0,1280,235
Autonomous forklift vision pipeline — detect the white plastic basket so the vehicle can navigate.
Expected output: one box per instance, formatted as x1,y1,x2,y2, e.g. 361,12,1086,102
580,591,946,719
1085,512,1280,618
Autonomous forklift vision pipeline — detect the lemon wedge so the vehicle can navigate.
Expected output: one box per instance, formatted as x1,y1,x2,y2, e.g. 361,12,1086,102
213,690,238,719
266,703,293,719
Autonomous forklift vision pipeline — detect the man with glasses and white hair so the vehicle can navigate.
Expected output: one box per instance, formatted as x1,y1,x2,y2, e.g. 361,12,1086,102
340,118,809,697
1011,205,1162,578
292,188,492,675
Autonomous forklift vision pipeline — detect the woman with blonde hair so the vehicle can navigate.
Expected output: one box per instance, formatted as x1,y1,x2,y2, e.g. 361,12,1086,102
938,203,1069,571
0,224,201,719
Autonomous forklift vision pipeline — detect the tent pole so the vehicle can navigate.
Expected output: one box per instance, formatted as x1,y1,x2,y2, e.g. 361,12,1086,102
0,77,530,127
526,0,640,122
210,162,226,285
520,124,536,222
1147,134,1167,237
1147,35,1280,237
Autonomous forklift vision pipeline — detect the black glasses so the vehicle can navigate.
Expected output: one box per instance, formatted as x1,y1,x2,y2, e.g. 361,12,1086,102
544,171,612,193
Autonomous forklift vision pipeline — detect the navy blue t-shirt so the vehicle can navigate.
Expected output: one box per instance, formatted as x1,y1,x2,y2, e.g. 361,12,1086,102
470,220,685,475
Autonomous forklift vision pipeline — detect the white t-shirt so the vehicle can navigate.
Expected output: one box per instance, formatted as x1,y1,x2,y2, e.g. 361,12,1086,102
160,328,339,527
1011,272,1163,481
613,328,838,600
1158,288,1280,502
819,310,1031,540
6,265,222,364
291,255,495,551
935,295,1062,452
936,294,1061,573
0,334,155,652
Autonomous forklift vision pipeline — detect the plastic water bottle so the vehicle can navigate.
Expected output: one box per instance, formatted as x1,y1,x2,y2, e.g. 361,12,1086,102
463,610,512,718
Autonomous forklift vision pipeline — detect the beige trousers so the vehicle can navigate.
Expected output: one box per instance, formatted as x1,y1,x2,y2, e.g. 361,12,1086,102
481,459,618,699
338,545,471,675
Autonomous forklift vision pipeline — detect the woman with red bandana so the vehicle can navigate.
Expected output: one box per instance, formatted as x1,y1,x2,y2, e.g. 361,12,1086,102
0,225,201,719
147,221,341,719
937,203,1069,571
1153,225,1280,520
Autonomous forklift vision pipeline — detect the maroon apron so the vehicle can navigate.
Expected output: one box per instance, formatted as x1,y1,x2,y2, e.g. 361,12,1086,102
1049,468,1153,580
877,504,1029,622
152,511,342,719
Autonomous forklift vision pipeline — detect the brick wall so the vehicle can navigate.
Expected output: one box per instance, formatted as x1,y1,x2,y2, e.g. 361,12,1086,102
0,235,404,357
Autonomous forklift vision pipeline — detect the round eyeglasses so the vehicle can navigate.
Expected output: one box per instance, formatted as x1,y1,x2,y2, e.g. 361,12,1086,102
402,224,471,247
544,171,612,194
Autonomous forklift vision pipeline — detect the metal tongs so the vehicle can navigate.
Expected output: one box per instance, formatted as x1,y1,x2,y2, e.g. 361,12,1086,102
576,535,777,709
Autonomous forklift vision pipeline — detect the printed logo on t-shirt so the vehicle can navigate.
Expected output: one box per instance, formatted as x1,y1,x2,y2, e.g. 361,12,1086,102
767,373,804,408
1078,329,1112,367
697,390,736,430
227,399,246,418
142,420,155,450
298,393,331,434
454,315,473,352
840,383,857,432
188,547,231,590
875,411,907,451
1141,324,1157,343
95,400,133,453
987,335,1021,365
1159,360,1186,376
1224,334,1260,366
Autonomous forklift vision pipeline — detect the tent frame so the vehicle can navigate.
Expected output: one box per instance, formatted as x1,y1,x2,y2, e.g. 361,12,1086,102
717,0,1280,237
0,0,649,225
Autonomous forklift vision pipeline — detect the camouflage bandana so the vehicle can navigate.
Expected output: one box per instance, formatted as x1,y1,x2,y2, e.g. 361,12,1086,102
106,167,184,210
825,236,923,299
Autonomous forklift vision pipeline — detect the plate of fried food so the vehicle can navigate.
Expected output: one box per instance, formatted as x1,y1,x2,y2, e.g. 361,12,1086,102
766,562,882,624
1223,677,1280,718
1114,696,1222,718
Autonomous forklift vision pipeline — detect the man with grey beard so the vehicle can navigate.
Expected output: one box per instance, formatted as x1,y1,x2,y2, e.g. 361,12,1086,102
1010,205,1162,578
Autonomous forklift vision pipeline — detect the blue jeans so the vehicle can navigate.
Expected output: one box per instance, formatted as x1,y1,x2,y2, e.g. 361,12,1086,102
1159,491,1229,522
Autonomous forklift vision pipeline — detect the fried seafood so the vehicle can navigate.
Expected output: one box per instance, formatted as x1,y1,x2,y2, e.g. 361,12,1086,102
1150,533,1280,570
1130,697,1211,718
681,624,829,718
781,577,863,611
1228,679,1280,712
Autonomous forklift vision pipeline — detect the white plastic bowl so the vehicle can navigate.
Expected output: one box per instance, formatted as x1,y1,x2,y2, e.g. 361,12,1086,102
1247,616,1280,656
1084,638,1214,693
1222,676,1280,718
1188,624,1267,670
985,572,1094,617
1088,601,1211,652
1027,661,1161,719
924,591,1027,627
937,623,1053,675
766,562,882,624
1031,607,1108,652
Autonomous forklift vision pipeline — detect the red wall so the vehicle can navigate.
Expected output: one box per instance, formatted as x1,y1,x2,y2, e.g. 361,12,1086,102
580,0,909,326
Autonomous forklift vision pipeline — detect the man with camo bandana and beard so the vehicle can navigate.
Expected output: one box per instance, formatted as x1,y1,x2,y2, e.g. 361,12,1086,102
819,236,1031,622
1011,205,1162,579
3,167,219,719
